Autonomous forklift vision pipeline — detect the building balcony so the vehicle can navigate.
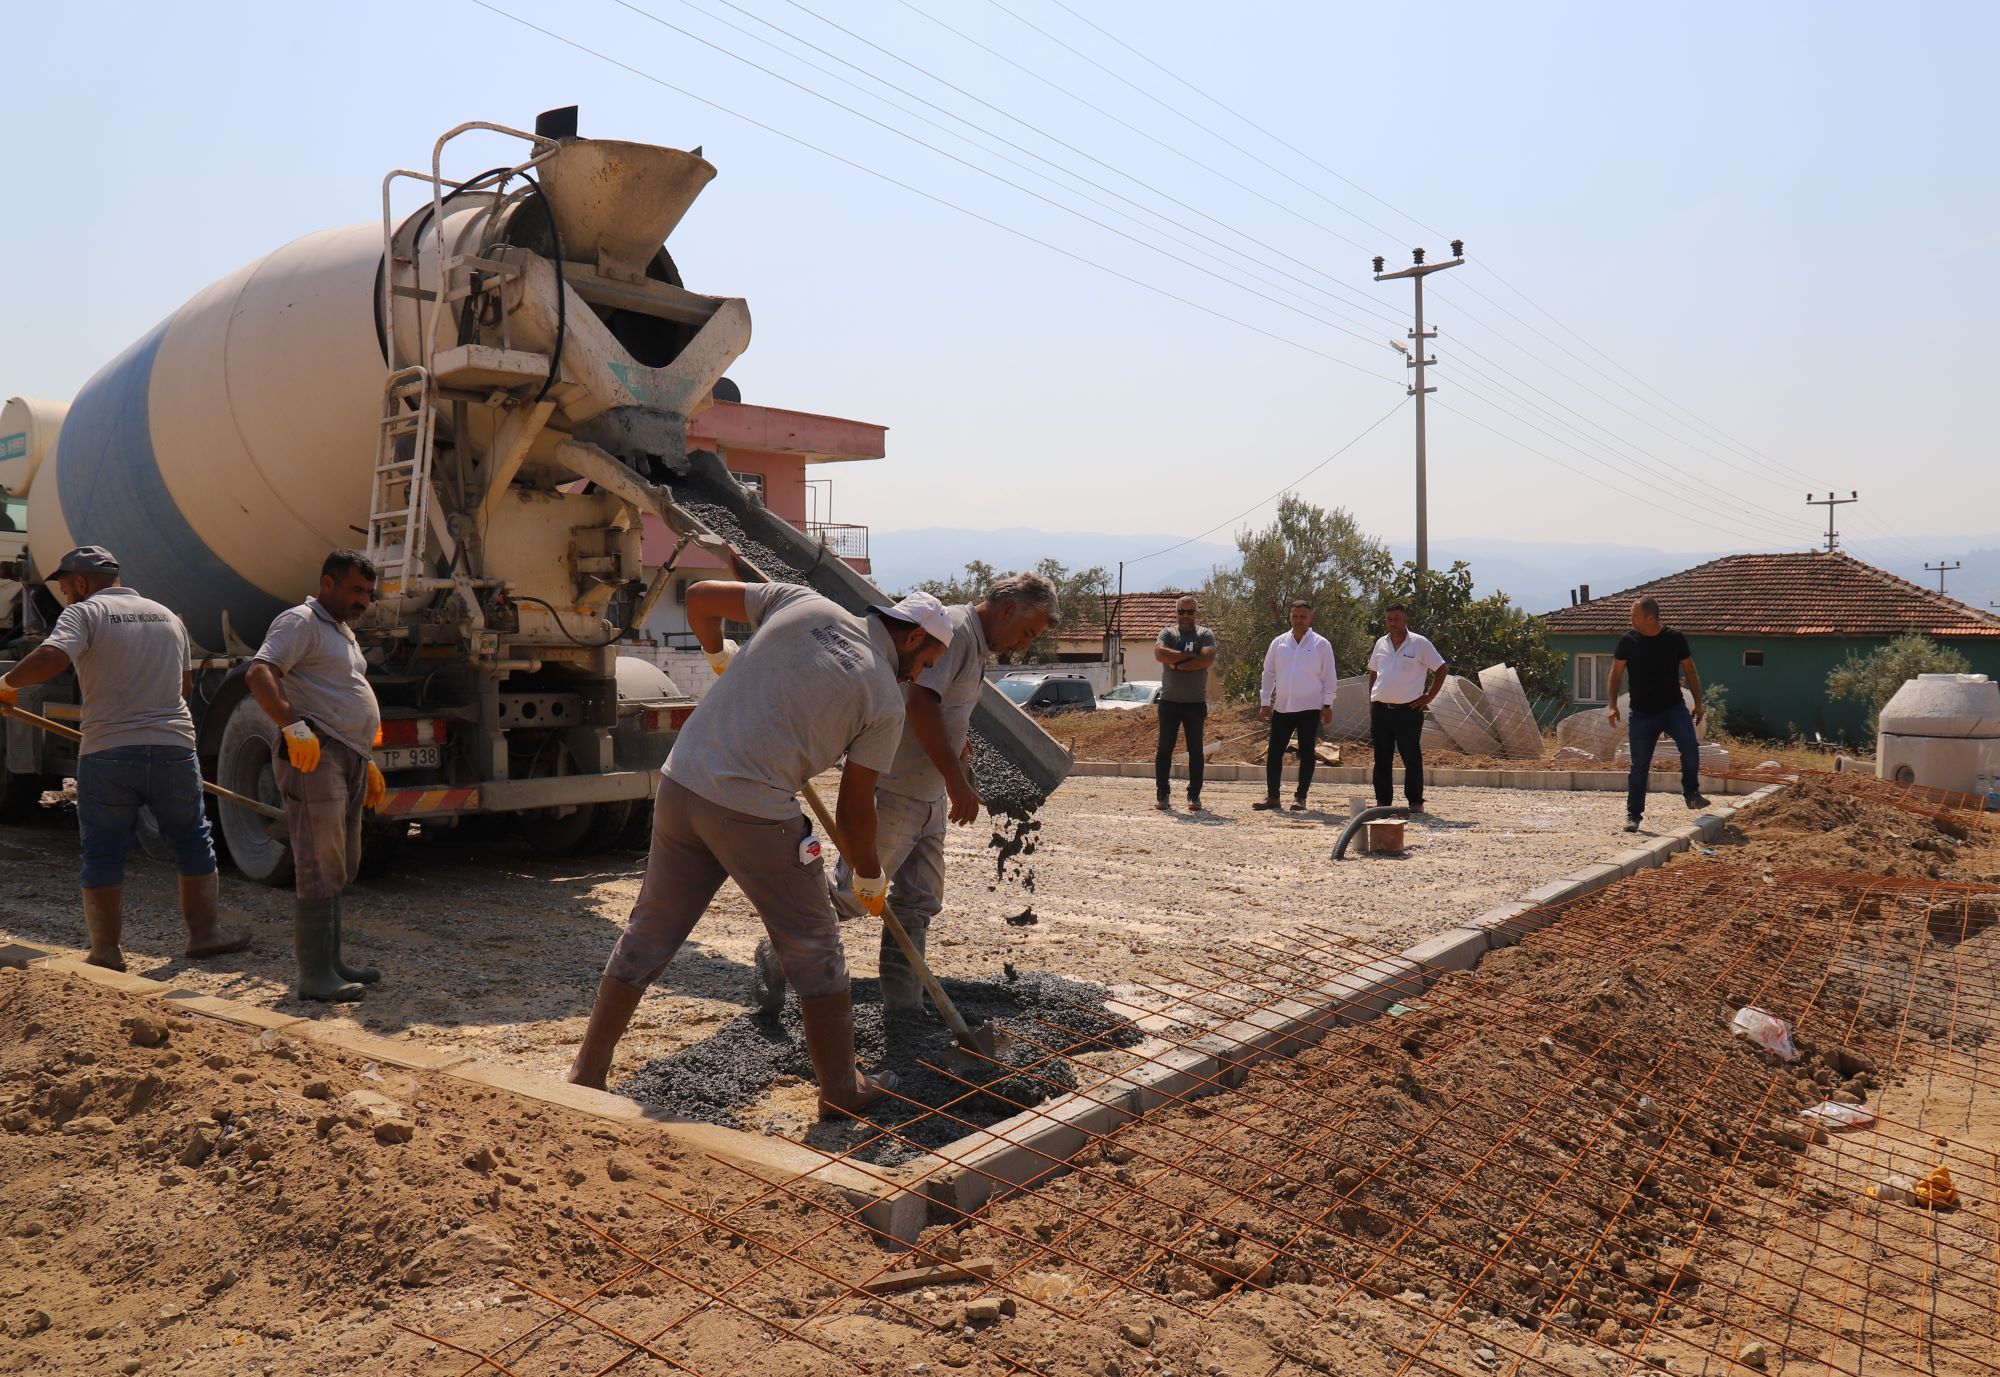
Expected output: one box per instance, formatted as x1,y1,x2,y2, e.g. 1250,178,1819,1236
806,520,870,565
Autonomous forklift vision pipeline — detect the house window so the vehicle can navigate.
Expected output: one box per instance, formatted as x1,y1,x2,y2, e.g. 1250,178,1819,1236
1574,653,1614,703
1742,649,1765,668
730,470,767,504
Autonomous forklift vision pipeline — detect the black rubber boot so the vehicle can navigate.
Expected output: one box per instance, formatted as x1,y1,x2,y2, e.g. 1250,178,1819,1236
294,899,364,1003
330,893,380,985
750,937,788,1014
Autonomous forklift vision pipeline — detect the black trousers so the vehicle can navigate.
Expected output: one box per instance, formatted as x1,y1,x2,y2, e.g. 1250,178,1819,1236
1371,701,1425,807
1266,709,1321,800
1155,700,1207,801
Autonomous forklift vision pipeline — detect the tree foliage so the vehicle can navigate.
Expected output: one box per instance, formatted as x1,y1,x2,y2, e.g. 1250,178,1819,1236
1197,495,1386,700
1826,635,1971,739
1368,560,1572,703
912,558,1109,664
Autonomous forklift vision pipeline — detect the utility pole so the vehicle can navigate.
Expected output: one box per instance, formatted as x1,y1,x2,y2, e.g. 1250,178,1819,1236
1375,241,1465,573
1805,491,1857,552
1924,559,1962,593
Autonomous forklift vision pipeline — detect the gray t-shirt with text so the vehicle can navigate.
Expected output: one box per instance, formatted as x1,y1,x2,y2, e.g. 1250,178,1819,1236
42,586,195,755
878,602,989,803
664,583,906,820
252,598,381,759
1156,623,1216,704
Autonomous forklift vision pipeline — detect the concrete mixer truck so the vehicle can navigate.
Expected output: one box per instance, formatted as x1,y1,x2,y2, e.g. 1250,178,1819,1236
1,109,1073,884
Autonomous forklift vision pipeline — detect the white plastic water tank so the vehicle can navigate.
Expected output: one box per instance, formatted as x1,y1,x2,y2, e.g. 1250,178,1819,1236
1876,674,2000,794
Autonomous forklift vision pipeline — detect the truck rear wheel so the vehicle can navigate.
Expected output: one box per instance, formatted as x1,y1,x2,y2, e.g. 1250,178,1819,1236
516,803,599,856
216,699,294,887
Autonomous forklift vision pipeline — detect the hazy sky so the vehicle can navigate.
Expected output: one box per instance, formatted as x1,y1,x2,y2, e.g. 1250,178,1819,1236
6,2,1995,573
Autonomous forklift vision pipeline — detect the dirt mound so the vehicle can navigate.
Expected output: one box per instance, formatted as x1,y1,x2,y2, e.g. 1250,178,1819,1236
0,965,778,1375
1694,773,2000,883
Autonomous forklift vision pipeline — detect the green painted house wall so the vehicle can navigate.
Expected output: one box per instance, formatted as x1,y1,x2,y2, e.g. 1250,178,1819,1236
1549,633,2000,742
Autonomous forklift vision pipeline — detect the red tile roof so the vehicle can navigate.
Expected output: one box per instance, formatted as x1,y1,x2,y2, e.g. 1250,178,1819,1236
1059,591,1200,640
1540,552,2000,638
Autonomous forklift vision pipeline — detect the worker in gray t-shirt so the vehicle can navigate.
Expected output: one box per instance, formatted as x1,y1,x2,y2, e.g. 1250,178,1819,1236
1152,595,1218,811
569,582,952,1120
247,550,386,1004
0,546,250,971
785,572,1059,1016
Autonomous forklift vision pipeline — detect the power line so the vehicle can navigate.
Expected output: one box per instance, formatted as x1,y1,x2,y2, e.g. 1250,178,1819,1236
1125,397,1410,566
1039,0,1438,242
605,0,1404,362
891,0,1378,257
1436,396,1820,551
467,0,1397,378
477,0,1866,561
1020,0,1938,556
674,0,1409,335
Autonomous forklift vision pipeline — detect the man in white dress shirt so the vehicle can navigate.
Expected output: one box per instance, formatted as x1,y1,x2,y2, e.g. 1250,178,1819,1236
1254,600,1338,812
1366,603,1448,814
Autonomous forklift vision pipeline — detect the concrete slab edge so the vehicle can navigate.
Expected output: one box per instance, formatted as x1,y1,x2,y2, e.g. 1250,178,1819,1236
903,780,1790,1222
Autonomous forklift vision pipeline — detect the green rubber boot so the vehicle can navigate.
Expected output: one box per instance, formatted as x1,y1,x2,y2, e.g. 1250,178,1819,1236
330,893,380,985
294,899,364,1003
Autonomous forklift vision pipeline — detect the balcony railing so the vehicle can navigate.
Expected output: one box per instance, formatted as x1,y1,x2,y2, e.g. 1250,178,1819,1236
806,521,869,563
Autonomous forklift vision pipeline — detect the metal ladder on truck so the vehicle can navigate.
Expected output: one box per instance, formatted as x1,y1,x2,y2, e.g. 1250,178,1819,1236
369,121,562,601
366,366,436,597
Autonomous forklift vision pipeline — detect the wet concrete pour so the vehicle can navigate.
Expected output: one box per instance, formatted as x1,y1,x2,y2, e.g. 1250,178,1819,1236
616,971,1140,1164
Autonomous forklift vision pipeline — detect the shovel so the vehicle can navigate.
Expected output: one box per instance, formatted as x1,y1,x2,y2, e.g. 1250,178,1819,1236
3,702,288,831
798,780,1008,1061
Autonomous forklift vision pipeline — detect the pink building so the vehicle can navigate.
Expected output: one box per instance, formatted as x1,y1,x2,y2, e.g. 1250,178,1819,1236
634,397,885,650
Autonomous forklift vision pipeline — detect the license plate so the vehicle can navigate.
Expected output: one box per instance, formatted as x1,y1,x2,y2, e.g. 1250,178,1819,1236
373,746,440,772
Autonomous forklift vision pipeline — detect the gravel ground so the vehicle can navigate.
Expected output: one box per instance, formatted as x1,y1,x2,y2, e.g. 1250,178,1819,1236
0,776,1650,1096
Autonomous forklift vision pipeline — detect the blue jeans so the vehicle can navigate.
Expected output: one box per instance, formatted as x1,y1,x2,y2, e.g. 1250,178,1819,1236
1626,705,1701,820
76,745,216,889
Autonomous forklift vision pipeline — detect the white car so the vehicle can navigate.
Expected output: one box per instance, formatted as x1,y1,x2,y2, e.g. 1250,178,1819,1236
1097,680,1162,711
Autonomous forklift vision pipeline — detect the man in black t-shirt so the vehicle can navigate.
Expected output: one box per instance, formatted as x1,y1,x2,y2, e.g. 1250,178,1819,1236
1605,595,1709,832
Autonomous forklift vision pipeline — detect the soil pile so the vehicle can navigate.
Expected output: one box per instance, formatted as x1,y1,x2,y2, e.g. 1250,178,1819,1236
1694,772,2000,883
0,965,774,1376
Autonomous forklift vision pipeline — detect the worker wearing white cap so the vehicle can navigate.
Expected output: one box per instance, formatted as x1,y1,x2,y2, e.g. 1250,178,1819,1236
568,582,950,1117
0,546,251,970
762,572,1059,1016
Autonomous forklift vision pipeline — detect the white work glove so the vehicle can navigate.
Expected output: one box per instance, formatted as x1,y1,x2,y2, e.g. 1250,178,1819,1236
703,637,739,677
852,870,888,918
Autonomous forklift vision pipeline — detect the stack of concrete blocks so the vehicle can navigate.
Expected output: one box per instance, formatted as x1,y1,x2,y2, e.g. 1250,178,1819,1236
1430,676,1503,755
1476,665,1544,760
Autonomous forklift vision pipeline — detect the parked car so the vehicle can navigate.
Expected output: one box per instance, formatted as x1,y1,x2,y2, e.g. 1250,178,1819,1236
1097,680,1162,711
996,673,1098,715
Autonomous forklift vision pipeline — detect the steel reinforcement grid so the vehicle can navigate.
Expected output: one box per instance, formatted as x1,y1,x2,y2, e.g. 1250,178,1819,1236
402,858,2000,1377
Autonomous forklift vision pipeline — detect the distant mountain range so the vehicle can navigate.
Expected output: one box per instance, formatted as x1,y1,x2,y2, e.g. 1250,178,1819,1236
872,528,2000,619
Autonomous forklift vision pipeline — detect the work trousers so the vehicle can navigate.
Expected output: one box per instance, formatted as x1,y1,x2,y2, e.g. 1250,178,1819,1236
273,738,368,902
832,788,948,990
605,777,846,1000
76,745,216,889
1265,710,1322,801
1370,701,1426,809
1155,700,1208,802
1626,704,1702,820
